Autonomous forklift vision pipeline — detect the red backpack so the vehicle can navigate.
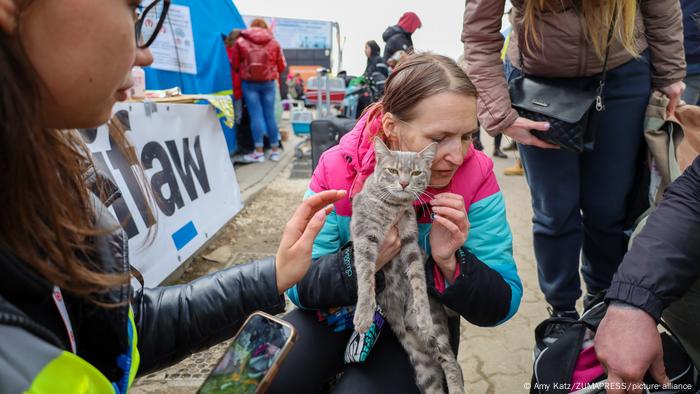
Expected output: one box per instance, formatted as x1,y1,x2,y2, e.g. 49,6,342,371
246,40,272,82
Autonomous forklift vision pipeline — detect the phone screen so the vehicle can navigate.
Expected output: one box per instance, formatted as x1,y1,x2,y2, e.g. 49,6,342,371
198,314,293,394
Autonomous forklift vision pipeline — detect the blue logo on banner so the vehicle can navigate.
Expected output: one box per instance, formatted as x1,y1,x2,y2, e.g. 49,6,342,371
172,221,198,250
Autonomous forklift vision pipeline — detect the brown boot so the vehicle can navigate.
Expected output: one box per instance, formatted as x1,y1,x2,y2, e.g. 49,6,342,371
504,159,525,176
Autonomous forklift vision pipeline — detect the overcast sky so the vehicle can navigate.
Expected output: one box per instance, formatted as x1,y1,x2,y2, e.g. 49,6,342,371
232,0,473,76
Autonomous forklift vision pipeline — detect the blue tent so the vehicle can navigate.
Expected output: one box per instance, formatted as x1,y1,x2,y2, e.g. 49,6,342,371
145,0,247,152
145,0,245,94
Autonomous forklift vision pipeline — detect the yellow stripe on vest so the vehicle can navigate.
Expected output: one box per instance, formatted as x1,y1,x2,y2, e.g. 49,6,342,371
26,309,140,394
27,352,115,394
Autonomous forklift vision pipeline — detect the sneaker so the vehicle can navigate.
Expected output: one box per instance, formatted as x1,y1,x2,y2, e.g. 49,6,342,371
542,307,580,346
241,152,265,163
583,291,606,312
268,151,281,162
493,148,508,159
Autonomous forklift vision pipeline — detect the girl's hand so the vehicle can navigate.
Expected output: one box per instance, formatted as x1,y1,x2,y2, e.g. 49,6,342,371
0,0,17,34
659,81,686,117
429,193,470,281
275,190,346,293
503,116,559,149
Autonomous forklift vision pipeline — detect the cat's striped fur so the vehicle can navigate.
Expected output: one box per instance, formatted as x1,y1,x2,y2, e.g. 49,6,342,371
351,137,464,394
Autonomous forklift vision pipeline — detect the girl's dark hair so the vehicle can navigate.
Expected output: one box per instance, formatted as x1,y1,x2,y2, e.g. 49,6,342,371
364,52,478,124
366,40,381,57
0,12,140,301
225,29,241,48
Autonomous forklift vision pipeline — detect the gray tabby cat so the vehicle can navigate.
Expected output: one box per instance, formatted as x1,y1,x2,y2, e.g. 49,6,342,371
351,137,464,394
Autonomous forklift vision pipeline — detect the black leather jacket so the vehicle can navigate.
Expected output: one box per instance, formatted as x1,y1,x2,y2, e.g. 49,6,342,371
0,173,285,381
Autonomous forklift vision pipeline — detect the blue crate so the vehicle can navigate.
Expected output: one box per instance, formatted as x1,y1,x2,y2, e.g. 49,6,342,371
292,122,311,134
291,110,313,135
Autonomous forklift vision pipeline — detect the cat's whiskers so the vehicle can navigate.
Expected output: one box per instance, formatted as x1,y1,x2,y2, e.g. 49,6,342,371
420,190,436,199
412,191,430,215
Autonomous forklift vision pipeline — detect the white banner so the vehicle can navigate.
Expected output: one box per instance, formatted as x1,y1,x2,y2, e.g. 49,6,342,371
243,15,332,50
148,4,198,75
84,102,242,286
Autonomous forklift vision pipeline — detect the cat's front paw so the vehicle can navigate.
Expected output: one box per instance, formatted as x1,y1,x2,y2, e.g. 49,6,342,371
353,300,376,333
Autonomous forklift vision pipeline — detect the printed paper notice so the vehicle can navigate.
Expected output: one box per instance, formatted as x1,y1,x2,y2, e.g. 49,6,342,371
148,4,197,75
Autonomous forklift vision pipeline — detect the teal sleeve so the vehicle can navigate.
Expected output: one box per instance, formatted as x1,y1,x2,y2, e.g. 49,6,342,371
466,192,523,323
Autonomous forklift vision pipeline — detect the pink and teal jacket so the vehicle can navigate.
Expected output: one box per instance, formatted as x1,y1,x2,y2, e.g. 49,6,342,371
286,113,522,327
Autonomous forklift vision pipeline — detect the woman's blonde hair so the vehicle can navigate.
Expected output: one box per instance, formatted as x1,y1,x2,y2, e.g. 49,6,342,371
523,0,638,59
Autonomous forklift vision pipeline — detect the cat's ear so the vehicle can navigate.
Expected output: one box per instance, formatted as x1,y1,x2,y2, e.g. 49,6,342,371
418,142,438,164
373,137,392,161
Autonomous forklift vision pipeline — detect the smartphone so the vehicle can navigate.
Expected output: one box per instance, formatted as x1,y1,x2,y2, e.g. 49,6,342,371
197,311,296,394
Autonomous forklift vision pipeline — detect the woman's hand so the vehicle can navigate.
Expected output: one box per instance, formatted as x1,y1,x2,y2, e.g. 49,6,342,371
376,226,401,272
429,193,470,282
502,116,559,149
0,0,17,34
659,81,686,117
275,190,346,293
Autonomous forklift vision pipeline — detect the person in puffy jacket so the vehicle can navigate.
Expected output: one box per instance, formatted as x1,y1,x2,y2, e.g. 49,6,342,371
463,0,686,326
231,18,287,163
225,29,244,125
382,12,422,63
0,2,344,392
268,52,522,393
363,40,388,78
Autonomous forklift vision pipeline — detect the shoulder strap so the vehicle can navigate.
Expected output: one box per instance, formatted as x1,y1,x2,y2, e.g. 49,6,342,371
594,10,618,110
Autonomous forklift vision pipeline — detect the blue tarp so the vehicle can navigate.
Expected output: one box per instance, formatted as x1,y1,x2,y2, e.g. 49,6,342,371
145,0,245,94
145,0,247,153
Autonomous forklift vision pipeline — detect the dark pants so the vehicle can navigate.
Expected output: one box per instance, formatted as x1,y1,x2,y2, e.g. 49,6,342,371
509,54,652,310
267,309,421,394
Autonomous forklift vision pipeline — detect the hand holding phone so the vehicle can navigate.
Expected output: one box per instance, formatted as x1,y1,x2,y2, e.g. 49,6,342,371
197,312,296,394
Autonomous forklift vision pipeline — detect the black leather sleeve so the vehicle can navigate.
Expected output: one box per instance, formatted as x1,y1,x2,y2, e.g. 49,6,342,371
294,242,385,309
606,156,700,321
132,258,286,375
426,248,512,327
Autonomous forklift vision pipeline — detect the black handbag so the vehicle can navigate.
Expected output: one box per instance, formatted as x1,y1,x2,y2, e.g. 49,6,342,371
508,17,616,152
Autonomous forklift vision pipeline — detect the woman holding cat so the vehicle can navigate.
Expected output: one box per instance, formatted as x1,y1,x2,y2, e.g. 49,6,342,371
268,53,522,393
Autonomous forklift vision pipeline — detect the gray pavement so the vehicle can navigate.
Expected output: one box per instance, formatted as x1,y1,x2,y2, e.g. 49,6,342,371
131,132,548,394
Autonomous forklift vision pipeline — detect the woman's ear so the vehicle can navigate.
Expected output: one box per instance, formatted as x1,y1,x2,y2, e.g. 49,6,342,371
0,0,18,35
382,112,399,148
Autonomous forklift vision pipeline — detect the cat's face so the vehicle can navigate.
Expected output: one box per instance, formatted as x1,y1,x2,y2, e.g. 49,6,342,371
372,137,437,202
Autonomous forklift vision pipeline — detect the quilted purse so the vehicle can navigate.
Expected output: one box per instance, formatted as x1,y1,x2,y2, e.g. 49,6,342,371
508,15,616,152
